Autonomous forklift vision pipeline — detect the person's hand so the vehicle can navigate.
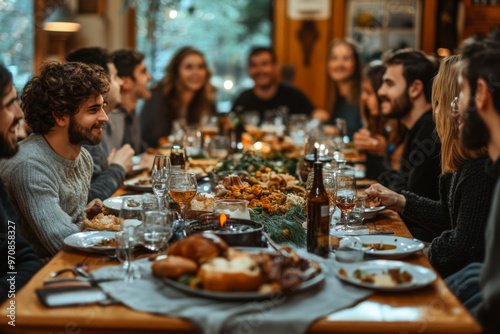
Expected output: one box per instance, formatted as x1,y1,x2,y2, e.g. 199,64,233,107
85,198,104,219
108,144,135,174
364,183,406,213
353,129,387,154
140,153,155,171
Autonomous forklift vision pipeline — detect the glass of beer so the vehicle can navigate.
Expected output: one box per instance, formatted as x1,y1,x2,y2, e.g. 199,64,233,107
168,172,198,221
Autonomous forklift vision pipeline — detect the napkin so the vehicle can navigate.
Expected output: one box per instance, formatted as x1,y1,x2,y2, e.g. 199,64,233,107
93,252,373,334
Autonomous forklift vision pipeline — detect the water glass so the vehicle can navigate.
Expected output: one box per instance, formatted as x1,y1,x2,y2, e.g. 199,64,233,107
348,195,365,229
185,127,203,156
213,199,250,219
119,196,143,232
142,209,177,252
208,135,229,159
115,230,137,283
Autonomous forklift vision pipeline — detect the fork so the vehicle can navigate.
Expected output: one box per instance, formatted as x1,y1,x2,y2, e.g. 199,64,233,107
50,264,90,278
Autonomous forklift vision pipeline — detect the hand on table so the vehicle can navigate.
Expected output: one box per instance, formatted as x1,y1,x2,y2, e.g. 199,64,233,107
353,129,387,154
108,144,135,174
365,183,406,213
139,153,155,171
85,198,104,219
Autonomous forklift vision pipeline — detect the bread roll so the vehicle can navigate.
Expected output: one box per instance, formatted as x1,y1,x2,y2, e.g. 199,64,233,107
198,255,265,292
167,234,228,264
151,256,197,279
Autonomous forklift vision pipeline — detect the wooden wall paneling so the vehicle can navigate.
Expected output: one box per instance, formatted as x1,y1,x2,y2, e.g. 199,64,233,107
34,0,48,72
127,7,136,49
274,0,289,64
422,0,438,55
331,0,345,40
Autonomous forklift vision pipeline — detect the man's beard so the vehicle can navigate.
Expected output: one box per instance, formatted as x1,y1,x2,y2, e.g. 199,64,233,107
382,91,412,119
460,96,490,150
68,116,103,146
0,132,19,158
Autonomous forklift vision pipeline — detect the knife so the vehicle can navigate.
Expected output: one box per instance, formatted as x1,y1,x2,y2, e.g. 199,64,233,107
43,277,120,288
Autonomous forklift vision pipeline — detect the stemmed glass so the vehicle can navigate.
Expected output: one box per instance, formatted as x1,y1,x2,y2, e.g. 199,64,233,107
168,172,198,221
335,172,357,232
323,171,337,227
151,155,170,209
117,196,144,282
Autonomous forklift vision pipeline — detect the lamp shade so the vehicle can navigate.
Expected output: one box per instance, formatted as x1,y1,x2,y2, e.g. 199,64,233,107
43,4,80,32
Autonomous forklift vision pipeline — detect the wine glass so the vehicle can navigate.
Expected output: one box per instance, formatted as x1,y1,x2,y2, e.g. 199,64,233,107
118,196,144,281
335,172,357,232
151,155,170,209
168,172,198,221
323,171,337,227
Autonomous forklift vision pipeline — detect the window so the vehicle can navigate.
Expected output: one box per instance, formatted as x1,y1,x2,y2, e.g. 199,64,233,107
0,0,34,90
135,0,272,112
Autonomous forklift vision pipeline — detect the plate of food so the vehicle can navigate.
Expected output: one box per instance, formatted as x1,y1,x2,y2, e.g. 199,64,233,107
356,235,424,259
336,260,436,291
103,195,143,212
82,213,121,231
152,235,324,300
64,231,117,254
363,205,386,220
124,176,152,192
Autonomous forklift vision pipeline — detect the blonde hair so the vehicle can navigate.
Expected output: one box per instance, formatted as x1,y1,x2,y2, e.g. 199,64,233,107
432,55,487,174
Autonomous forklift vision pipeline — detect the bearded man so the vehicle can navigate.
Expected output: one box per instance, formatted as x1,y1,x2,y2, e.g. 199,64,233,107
0,61,109,260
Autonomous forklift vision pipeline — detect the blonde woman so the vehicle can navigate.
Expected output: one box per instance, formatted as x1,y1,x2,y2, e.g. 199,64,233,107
366,55,494,278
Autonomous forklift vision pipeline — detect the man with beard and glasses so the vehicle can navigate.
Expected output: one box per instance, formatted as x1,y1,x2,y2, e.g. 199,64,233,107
0,64,42,302
232,47,323,123
445,49,500,334
105,49,151,154
66,47,135,202
0,61,110,261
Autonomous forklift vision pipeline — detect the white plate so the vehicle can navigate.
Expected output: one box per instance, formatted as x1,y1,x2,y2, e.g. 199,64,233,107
64,231,117,254
124,177,152,192
103,195,143,211
357,235,425,259
364,205,386,219
336,260,437,291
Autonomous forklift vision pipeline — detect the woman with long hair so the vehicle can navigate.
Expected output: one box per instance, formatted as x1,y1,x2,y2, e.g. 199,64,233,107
323,39,363,138
141,46,215,147
366,55,494,278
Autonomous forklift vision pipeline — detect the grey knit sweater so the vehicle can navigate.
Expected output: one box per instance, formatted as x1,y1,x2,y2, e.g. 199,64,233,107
402,157,494,278
0,134,92,260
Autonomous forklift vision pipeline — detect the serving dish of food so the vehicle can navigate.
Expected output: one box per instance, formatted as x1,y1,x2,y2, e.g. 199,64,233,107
336,260,436,291
64,231,117,254
82,213,121,231
151,235,324,300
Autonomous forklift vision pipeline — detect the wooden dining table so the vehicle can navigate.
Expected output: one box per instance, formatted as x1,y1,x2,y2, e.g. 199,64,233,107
0,182,482,334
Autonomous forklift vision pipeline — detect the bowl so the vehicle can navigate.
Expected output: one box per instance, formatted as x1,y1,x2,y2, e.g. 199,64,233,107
363,205,386,220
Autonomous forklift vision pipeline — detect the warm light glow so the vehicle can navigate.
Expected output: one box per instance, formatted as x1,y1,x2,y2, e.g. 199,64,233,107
169,10,178,19
223,79,233,90
220,213,227,227
254,141,263,150
43,22,80,32
437,48,451,57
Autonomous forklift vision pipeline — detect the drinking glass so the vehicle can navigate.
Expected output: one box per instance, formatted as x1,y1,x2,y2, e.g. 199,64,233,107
119,196,143,231
323,171,337,226
208,135,229,160
115,230,135,283
335,172,357,232
168,172,198,220
151,155,170,209
185,127,203,157
199,115,219,145
170,145,186,172
142,209,178,252
349,195,365,228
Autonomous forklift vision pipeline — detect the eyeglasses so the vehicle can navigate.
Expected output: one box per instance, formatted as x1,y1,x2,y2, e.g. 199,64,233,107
450,97,459,116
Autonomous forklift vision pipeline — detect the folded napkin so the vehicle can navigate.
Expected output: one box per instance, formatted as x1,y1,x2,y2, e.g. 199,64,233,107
92,251,373,334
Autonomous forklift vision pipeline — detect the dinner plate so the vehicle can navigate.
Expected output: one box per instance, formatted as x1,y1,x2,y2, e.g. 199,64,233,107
64,231,117,254
356,235,425,259
161,271,325,301
124,176,152,192
103,195,144,211
335,260,437,291
364,205,386,220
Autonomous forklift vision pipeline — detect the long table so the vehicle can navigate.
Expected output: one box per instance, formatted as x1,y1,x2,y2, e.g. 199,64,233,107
0,204,481,334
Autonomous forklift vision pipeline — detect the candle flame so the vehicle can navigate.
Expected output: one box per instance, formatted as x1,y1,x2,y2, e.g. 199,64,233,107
220,213,227,227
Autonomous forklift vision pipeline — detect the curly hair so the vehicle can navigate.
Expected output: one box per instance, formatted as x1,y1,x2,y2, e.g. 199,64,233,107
21,61,110,134
159,46,214,124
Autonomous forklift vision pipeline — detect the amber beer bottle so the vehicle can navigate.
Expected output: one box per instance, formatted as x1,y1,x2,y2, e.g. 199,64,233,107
307,161,330,257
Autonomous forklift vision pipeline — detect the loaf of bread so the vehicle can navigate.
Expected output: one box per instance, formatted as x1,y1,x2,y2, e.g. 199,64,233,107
167,234,228,264
151,255,198,279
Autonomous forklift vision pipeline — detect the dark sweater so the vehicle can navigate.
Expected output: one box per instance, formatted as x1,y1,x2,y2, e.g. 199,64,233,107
402,157,494,278
378,110,441,201
0,179,42,303
473,158,500,333
83,139,126,202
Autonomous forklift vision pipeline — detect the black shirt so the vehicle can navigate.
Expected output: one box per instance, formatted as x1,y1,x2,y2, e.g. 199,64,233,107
232,84,315,122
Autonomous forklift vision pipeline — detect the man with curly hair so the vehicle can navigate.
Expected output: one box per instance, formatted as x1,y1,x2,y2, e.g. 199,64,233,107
0,61,110,260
